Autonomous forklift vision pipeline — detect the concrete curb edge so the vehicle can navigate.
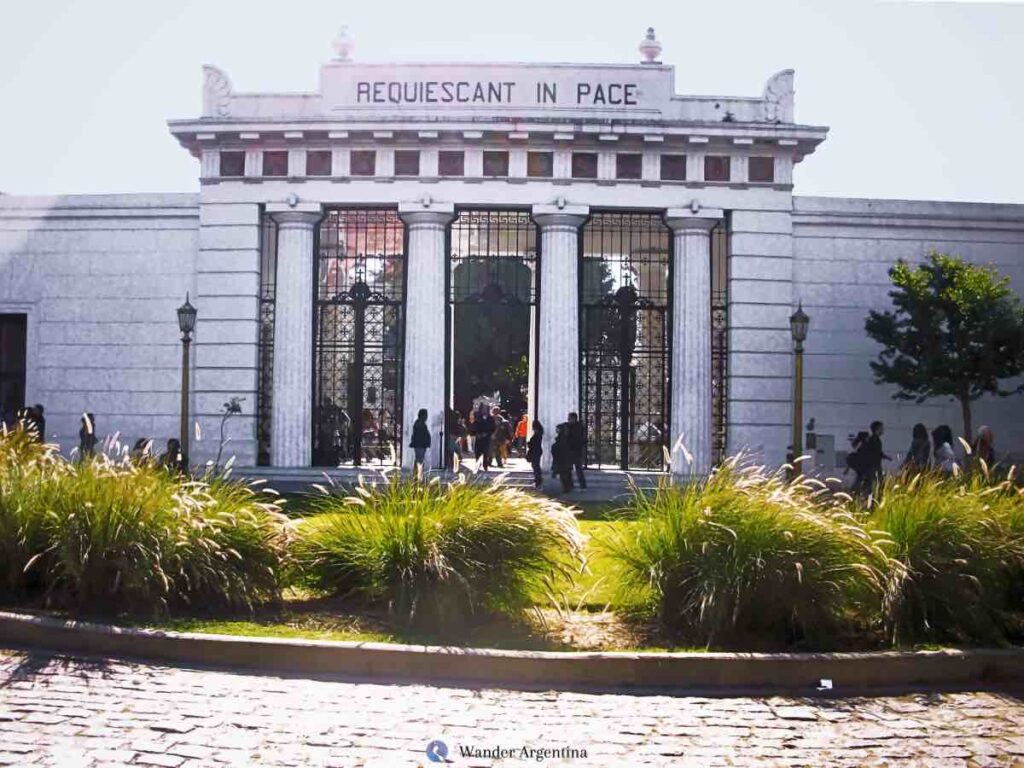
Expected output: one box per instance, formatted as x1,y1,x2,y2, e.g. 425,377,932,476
2,610,1022,692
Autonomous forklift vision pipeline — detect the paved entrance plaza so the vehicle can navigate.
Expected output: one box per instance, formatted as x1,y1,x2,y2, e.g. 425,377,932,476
1,651,1022,767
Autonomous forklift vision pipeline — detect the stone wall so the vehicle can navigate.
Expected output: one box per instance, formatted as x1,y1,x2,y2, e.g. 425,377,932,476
0,194,198,456
791,196,1024,466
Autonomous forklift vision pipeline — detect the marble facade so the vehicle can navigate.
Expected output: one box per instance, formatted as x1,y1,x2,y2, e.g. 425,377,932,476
1,30,1023,472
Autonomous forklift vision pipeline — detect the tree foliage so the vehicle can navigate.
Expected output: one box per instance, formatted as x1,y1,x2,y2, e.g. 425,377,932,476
865,252,1024,436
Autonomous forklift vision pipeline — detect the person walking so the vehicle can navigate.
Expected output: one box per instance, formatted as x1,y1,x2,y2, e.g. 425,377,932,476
445,409,465,465
862,420,891,495
973,425,995,469
410,408,431,478
473,407,494,471
847,430,870,495
514,413,528,457
565,412,587,490
932,424,958,476
550,422,574,493
159,438,183,473
491,407,510,468
526,420,544,489
901,423,931,474
78,413,98,459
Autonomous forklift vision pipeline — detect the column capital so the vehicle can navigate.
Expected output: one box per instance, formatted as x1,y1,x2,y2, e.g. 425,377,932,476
532,203,589,230
664,207,724,232
267,202,323,228
398,201,456,228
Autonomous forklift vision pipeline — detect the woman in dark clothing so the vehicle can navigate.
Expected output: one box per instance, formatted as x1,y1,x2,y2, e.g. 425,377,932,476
410,408,431,477
78,413,98,459
525,420,544,489
550,423,574,493
901,422,931,473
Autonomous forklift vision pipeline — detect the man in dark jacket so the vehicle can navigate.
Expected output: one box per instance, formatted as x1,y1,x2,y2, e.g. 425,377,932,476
551,422,574,493
565,412,587,489
861,420,890,495
472,407,495,471
410,408,431,477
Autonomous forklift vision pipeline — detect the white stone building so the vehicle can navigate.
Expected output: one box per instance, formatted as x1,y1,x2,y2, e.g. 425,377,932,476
2,30,1022,477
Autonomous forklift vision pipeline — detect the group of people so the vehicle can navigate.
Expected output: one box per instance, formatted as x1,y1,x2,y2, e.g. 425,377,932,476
847,419,998,496
411,406,589,492
2,402,184,471
443,406,529,471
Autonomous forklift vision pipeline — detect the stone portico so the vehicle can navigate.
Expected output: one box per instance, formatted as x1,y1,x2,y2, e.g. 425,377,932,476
167,29,827,476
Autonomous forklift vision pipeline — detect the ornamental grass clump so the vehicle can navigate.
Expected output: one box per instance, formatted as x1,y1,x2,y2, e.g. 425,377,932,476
0,426,55,598
0,428,289,615
867,470,1024,646
290,477,583,630
602,458,882,648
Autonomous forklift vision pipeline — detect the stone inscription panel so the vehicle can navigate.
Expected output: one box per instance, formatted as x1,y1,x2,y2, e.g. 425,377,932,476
321,63,673,115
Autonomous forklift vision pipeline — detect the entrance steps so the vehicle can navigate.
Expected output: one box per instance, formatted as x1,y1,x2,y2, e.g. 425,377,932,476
235,463,667,503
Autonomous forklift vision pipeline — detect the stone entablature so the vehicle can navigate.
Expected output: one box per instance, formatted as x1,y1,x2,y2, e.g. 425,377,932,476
170,51,828,178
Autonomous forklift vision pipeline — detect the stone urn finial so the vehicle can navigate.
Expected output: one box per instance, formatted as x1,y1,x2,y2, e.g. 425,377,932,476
333,25,354,61
639,27,662,64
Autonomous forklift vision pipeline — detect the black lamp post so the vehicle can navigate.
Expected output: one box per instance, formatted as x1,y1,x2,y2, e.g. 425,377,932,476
177,294,197,470
789,302,810,464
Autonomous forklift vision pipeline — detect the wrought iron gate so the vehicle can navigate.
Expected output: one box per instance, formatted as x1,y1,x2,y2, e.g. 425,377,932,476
256,212,277,466
448,209,537,418
312,209,405,466
711,222,730,466
580,212,671,470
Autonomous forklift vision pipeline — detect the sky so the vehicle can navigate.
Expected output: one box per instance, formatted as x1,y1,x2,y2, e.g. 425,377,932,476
1,0,1022,203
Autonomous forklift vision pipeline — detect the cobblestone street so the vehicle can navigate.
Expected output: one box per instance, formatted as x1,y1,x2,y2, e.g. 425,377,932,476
1,651,1023,766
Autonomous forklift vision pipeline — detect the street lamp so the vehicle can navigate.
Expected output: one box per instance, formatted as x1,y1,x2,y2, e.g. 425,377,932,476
789,302,810,467
177,294,197,470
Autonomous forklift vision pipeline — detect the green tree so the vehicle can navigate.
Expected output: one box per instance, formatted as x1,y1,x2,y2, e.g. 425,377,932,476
865,252,1024,439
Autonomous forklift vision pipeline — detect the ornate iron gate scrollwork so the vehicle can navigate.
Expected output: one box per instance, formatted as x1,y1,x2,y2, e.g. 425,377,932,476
581,212,671,471
312,209,405,467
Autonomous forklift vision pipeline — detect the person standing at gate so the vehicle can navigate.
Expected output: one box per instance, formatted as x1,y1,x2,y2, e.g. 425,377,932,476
410,408,431,479
491,406,509,468
551,422,574,493
473,406,495,471
566,412,587,490
526,420,544,489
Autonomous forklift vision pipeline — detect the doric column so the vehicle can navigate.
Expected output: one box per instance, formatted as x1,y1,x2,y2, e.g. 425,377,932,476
533,204,589,469
665,208,723,477
399,202,455,471
267,203,322,467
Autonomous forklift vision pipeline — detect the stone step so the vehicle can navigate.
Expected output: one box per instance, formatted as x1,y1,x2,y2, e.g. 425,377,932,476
233,465,666,502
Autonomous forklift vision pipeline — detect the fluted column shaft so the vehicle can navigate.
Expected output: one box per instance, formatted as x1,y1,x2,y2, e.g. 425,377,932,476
533,205,588,469
399,204,455,470
268,205,322,467
665,209,722,477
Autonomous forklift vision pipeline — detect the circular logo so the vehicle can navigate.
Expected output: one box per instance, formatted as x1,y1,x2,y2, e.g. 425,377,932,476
425,739,449,763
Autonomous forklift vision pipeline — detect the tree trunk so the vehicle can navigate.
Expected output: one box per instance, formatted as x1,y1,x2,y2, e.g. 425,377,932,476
960,396,973,446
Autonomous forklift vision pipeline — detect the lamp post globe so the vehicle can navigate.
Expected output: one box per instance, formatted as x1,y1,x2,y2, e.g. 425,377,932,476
177,294,197,337
177,293,197,471
789,302,809,348
789,302,810,471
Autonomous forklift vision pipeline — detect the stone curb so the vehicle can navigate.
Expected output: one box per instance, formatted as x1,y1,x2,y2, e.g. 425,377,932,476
1,610,1022,693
